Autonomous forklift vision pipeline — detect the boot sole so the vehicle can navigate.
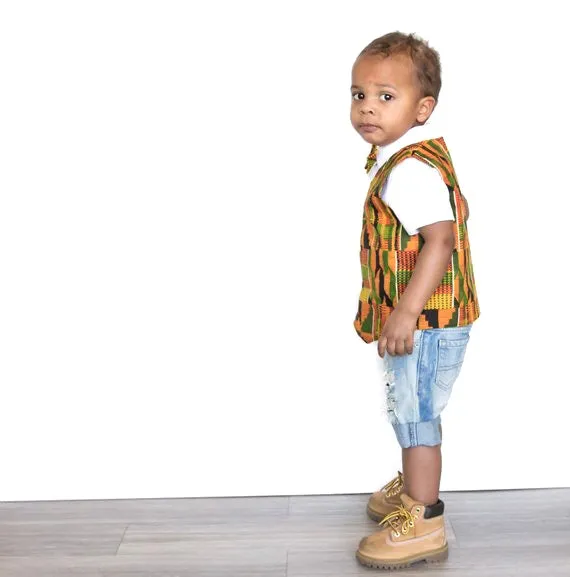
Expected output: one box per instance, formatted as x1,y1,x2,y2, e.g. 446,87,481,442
355,543,449,570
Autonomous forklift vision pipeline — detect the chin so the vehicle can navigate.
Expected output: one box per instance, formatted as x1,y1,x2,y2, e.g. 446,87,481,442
362,134,385,146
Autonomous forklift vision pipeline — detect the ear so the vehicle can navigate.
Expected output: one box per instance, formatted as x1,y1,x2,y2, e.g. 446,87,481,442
416,96,436,123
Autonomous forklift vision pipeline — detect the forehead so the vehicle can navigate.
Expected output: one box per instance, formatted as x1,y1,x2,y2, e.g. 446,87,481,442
352,54,418,90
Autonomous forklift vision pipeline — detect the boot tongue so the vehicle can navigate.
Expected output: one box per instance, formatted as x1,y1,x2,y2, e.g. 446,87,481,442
399,493,420,510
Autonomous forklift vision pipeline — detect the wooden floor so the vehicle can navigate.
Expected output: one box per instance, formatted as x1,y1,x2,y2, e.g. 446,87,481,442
0,488,568,576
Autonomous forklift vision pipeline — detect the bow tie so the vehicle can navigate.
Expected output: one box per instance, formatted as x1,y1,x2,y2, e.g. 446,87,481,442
364,144,378,173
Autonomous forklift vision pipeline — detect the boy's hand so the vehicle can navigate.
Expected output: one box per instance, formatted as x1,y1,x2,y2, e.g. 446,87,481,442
378,308,418,358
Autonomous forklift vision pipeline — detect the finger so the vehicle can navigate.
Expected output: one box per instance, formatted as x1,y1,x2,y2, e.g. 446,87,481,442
395,338,406,356
387,337,397,357
405,333,414,355
378,336,387,358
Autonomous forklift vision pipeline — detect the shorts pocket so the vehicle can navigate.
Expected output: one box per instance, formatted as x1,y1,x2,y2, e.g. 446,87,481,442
435,336,470,391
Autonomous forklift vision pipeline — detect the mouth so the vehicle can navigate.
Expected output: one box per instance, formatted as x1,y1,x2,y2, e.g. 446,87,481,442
360,124,380,132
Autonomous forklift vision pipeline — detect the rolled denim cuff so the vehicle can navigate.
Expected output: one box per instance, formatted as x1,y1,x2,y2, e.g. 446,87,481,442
392,416,442,448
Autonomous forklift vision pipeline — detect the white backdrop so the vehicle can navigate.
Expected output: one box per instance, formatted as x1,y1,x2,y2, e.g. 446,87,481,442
0,1,568,501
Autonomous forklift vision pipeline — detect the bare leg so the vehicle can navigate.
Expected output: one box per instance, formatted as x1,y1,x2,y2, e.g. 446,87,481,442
402,444,442,506
401,423,443,505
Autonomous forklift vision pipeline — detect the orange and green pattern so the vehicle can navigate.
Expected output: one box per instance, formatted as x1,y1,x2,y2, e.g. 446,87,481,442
354,137,480,343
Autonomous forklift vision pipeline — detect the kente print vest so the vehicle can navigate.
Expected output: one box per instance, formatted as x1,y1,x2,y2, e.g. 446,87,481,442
354,137,480,343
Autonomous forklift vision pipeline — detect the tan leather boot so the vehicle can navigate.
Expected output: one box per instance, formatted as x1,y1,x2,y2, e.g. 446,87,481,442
366,471,405,522
356,493,448,570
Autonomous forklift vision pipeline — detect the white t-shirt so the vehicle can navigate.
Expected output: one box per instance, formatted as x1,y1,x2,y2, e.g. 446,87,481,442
367,123,455,236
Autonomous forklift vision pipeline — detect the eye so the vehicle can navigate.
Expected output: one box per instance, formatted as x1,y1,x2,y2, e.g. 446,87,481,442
380,94,394,102
352,92,364,101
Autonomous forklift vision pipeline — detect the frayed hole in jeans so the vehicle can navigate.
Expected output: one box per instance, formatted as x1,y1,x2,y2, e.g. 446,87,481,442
385,370,397,423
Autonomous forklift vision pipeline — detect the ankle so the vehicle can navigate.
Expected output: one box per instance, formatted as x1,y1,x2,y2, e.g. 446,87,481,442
406,491,440,507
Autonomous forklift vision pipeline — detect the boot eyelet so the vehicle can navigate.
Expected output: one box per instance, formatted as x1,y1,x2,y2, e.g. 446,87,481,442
416,507,421,513
393,531,400,538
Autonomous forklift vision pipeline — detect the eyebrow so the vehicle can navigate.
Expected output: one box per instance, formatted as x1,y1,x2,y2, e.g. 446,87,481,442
351,83,398,91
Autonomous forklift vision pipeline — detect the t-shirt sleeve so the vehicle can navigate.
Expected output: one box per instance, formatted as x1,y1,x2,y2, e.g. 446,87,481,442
382,157,455,236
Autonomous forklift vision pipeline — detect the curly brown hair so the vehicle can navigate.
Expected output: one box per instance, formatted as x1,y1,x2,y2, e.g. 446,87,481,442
359,32,442,101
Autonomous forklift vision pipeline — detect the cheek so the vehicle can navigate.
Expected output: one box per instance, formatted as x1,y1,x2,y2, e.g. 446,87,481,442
350,106,360,123
391,103,415,124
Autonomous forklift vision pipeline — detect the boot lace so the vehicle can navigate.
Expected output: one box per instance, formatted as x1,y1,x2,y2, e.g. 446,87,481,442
381,471,404,498
379,505,418,537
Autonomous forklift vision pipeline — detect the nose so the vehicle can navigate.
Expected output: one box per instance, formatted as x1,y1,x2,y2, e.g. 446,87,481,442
358,99,375,115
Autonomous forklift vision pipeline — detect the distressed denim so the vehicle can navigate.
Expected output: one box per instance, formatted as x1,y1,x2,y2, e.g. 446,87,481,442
380,325,472,448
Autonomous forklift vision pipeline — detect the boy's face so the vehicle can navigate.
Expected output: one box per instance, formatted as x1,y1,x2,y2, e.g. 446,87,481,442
350,54,435,147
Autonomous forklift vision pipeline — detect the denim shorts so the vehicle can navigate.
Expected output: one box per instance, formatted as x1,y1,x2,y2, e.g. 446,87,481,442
378,325,472,449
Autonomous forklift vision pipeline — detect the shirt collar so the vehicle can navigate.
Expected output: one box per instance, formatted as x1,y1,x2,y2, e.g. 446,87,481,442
373,121,443,171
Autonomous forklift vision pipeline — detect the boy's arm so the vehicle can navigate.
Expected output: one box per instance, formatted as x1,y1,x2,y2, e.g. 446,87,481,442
377,220,455,358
